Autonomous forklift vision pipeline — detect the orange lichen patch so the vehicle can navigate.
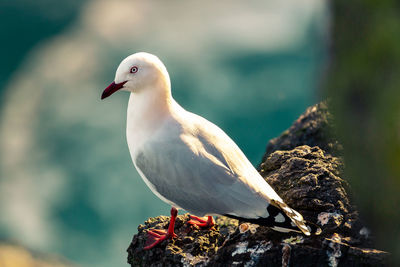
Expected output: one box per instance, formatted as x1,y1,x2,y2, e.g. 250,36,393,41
238,223,250,233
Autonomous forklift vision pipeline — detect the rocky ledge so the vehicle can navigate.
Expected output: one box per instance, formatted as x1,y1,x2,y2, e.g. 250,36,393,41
127,102,389,267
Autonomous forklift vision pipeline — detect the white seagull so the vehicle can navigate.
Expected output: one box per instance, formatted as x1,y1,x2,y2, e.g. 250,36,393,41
101,52,314,249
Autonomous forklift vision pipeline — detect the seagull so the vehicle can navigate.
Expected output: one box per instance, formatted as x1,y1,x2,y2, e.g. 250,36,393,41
101,52,315,249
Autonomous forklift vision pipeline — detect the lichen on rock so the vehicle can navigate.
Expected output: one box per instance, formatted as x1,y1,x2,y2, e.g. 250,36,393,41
127,215,238,267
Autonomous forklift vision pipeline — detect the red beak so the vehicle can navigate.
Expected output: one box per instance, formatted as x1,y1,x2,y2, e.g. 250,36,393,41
101,81,127,99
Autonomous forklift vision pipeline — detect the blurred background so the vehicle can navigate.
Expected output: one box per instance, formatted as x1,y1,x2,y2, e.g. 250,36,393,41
0,0,330,266
326,1,400,264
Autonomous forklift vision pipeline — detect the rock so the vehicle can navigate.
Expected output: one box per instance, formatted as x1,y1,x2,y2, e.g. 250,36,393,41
127,103,389,266
259,146,363,243
127,215,238,267
262,102,342,160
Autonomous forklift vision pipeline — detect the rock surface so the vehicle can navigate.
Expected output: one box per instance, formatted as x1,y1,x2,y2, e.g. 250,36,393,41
262,102,342,160
127,103,389,266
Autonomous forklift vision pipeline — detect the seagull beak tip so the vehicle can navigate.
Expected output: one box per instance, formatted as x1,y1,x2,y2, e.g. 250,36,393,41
101,81,127,100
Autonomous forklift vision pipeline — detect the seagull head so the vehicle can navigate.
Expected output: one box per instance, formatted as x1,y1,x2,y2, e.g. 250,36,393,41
101,52,171,100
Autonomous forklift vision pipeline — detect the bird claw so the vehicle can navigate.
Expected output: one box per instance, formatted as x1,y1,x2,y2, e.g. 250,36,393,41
144,229,176,250
187,215,215,229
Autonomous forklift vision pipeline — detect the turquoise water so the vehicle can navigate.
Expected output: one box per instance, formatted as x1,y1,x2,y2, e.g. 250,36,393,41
0,1,327,266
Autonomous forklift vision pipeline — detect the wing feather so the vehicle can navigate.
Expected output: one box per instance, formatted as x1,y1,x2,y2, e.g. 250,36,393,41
133,114,273,217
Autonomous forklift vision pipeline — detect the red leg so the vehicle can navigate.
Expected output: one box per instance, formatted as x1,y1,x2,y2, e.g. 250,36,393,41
144,207,178,250
187,215,215,228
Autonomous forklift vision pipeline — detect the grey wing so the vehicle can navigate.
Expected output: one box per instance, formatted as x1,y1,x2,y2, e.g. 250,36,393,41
134,132,267,217
194,119,312,235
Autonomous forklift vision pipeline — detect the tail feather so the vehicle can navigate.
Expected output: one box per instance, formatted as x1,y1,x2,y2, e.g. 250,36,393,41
272,200,322,236
225,201,321,236
272,200,311,236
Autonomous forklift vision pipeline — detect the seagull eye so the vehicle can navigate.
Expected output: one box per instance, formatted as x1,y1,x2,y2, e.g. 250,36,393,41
130,66,138,73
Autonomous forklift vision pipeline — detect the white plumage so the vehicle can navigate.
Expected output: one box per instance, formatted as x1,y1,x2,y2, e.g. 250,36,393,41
102,52,311,240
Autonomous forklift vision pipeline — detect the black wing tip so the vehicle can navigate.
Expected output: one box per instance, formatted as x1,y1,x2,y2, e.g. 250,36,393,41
224,213,322,236
224,211,300,233
224,204,322,236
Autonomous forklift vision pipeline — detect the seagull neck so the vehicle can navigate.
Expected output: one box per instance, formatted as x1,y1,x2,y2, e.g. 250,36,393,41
128,86,174,115
126,86,176,145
